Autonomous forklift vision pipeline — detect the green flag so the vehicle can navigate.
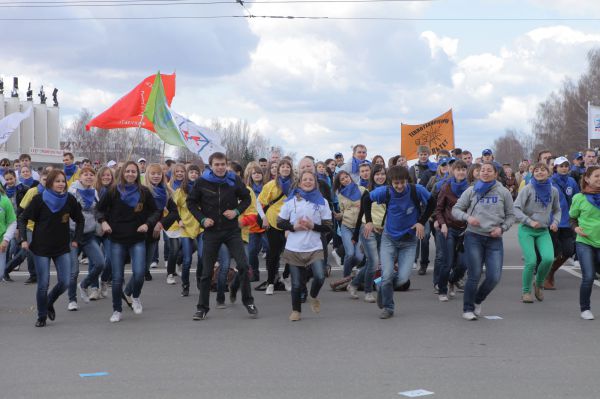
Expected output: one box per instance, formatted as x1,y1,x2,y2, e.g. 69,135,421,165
143,72,185,147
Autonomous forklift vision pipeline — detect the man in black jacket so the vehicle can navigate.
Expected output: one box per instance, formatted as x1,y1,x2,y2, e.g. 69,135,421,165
186,152,258,320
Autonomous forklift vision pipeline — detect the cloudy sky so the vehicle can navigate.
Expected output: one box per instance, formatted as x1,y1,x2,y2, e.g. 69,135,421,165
2,0,600,161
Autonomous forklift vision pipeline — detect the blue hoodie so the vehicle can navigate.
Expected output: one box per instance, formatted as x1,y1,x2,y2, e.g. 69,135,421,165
551,173,580,228
370,184,430,240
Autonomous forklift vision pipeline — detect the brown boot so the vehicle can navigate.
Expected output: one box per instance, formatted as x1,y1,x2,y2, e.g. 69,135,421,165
544,256,566,290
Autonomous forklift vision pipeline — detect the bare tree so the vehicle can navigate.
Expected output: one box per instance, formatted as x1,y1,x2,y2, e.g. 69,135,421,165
493,129,527,168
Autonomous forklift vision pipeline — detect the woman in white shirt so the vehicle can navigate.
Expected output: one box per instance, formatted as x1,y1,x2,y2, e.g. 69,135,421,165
277,171,332,321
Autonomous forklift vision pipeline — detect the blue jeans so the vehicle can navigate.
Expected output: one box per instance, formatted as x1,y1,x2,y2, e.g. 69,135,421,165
100,236,112,284
437,228,466,295
0,247,6,278
162,231,170,261
215,244,233,304
167,237,181,275
181,234,203,287
248,232,268,278
463,232,504,312
111,241,146,312
34,252,71,319
432,228,445,286
69,233,106,301
340,224,364,277
379,233,417,312
289,259,325,312
576,242,600,312
352,228,381,293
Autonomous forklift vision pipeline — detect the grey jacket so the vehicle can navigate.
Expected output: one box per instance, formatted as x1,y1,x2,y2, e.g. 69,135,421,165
452,183,515,237
513,183,561,228
69,181,99,235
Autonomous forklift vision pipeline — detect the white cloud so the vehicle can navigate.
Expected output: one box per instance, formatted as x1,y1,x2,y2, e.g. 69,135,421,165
420,31,459,59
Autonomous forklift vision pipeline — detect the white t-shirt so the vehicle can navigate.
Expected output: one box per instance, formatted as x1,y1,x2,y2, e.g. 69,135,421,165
279,196,332,253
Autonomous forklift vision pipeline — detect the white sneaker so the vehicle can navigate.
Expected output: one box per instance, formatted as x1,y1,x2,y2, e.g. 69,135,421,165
581,310,595,320
100,282,109,298
448,283,456,298
347,284,359,299
79,282,90,303
331,251,342,266
110,311,121,323
462,311,477,320
176,264,182,276
81,257,89,265
89,288,100,301
166,274,176,285
412,262,418,270
265,284,274,295
474,303,482,317
150,262,158,269
283,277,292,292
132,298,143,314
68,301,78,311
364,293,376,303
438,294,449,302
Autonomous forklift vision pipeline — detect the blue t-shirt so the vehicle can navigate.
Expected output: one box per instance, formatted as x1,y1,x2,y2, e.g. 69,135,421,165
551,174,580,228
370,184,431,240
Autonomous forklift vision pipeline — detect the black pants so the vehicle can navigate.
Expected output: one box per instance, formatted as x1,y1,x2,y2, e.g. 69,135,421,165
551,227,576,259
196,229,253,312
266,228,286,284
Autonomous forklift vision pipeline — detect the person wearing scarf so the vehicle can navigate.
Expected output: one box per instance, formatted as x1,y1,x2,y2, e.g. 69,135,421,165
569,166,600,319
544,158,580,290
18,170,84,327
435,161,469,302
452,162,516,321
68,169,106,308
335,172,366,278
201,169,237,187
514,163,561,304
63,152,80,188
339,144,371,183
277,171,332,321
0,186,16,284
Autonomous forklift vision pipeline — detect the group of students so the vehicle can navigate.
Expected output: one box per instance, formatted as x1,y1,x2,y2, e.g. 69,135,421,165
1,143,599,326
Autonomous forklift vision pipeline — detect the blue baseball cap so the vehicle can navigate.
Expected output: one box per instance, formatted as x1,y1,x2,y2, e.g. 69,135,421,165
438,157,450,166
448,157,457,164
573,152,583,159
482,149,493,156
334,152,343,158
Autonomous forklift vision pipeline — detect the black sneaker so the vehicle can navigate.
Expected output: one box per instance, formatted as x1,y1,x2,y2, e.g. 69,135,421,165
245,304,258,318
24,277,37,285
35,318,47,327
379,309,393,319
193,309,208,321
145,271,153,281
417,267,427,276
47,304,56,321
181,285,189,297
121,292,133,310
230,289,237,304
3,274,13,282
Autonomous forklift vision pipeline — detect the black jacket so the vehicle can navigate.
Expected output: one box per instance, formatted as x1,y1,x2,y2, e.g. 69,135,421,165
186,175,251,232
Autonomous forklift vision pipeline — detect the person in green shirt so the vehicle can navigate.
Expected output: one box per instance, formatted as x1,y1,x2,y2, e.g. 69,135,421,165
569,165,600,320
0,186,17,280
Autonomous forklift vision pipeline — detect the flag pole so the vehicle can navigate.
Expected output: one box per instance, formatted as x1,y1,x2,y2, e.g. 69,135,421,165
126,110,145,161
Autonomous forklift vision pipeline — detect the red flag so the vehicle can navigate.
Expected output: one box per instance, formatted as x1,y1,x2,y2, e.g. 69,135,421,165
85,73,176,131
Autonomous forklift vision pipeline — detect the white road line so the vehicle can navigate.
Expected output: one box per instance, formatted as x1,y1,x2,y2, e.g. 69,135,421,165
562,266,600,287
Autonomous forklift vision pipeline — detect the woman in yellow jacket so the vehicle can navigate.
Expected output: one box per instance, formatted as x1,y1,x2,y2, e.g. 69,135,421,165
258,159,294,295
334,170,366,277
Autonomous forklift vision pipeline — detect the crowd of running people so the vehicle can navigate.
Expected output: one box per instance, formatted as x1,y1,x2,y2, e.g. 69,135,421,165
0,144,599,326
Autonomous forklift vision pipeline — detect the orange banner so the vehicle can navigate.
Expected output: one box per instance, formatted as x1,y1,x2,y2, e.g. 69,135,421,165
401,109,454,160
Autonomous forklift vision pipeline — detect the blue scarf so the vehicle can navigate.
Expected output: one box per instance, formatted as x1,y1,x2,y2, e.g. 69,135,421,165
202,170,237,187
551,173,569,190
251,182,263,196
317,173,329,183
153,183,168,210
99,186,108,198
434,173,450,192
419,160,438,172
339,181,362,201
187,180,195,193
450,177,468,198
359,178,369,188
278,176,292,196
171,179,183,191
166,170,173,181
531,177,552,207
19,176,35,187
286,187,325,206
351,157,371,174
524,173,532,185
117,184,140,208
76,187,96,210
64,164,77,181
5,185,16,198
585,194,600,210
474,180,496,200
42,189,68,213
37,184,45,194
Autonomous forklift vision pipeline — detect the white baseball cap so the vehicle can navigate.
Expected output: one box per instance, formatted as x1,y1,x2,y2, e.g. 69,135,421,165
107,160,117,167
553,156,569,166
137,157,147,163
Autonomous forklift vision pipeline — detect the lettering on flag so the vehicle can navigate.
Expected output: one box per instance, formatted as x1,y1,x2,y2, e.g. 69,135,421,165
173,112,226,159
401,109,454,160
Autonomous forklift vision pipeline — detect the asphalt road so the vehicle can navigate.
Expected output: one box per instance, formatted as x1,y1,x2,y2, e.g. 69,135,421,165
1,227,599,399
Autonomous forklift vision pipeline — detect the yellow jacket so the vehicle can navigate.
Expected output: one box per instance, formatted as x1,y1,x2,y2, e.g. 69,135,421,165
338,186,366,228
173,188,202,238
257,180,287,230
19,186,41,231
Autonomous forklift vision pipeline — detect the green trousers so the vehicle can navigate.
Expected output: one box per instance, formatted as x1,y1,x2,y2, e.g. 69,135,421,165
518,224,555,293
